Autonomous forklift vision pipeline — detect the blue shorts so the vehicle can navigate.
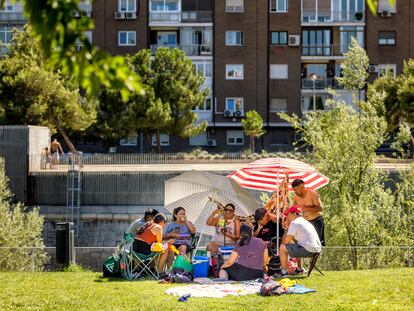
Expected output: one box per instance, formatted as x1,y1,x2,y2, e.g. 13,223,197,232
286,243,317,258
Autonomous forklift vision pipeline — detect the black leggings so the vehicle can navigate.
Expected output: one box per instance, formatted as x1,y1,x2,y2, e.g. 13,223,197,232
132,239,151,255
309,216,325,246
224,263,264,281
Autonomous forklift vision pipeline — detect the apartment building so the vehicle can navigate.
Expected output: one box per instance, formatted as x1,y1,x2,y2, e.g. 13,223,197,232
1,1,413,152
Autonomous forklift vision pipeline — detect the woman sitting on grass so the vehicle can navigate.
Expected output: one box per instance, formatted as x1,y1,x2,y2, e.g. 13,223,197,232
219,224,269,281
133,213,169,272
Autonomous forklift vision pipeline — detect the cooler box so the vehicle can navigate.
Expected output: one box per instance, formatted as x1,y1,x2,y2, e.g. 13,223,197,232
219,246,234,261
193,256,209,278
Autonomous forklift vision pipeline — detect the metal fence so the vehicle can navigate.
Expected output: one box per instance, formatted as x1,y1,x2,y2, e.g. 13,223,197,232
30,152,308,168
1,246,412,272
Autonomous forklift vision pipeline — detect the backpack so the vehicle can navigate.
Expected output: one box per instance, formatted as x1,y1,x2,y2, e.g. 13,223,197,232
103,255,122,278
169,267,193,283
171,255,193,273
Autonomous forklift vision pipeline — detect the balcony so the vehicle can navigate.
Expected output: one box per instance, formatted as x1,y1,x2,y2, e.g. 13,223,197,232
302,11,365,24
150,11,181,23
181,11,212,23
0,11,25,22
150,44,212,56
302,44,351,58
301,78,342,89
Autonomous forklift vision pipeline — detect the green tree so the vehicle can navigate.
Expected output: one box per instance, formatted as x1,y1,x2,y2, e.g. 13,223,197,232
0,26,97,152
367,60,414,149
0,158,46,271
280,103,410,269
0,0,141,100
241,110,264,152
336,38,369,100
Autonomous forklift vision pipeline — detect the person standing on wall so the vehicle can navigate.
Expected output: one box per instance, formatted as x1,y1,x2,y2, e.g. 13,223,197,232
50,138,64,168
291,179,325,246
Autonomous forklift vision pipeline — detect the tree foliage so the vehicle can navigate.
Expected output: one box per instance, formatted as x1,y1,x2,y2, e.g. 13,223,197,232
336,38,369,91
367,59,414,148
0,158,46,271
280,103,411,268
0,26,97,152
0,0,142,100
93,48,208,152
241,110,264,152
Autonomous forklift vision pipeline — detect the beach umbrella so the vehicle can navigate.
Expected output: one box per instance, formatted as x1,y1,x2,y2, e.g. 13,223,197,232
164,170,259,238
228,157,329,192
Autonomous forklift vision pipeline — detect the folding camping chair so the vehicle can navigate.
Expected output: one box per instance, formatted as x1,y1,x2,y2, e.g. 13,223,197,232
121,233,161,281
304,253,324,277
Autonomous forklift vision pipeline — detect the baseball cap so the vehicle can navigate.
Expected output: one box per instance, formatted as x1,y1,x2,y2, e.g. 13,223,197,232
283,205,302,216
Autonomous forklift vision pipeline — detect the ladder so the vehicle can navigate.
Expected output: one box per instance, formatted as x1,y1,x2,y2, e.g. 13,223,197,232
66,152,82,238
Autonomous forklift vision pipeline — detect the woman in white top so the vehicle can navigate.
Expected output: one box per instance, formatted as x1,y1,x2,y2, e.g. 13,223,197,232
206,203,240,254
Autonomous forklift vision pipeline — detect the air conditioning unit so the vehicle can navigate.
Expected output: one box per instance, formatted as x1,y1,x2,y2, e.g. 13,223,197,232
380,10,392,17
72,10,80,18
224,110,233,117
368,65,378,73
234,110,245,118
288,35,300,46
206,139,217,147
126,12,137,19
114,12,126,19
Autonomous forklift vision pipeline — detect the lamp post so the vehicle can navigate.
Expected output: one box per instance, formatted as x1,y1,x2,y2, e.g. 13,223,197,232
310,73,317,111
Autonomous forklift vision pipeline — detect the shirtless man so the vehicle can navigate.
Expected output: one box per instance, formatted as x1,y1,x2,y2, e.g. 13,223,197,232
291,179,325,245
50,138,64,167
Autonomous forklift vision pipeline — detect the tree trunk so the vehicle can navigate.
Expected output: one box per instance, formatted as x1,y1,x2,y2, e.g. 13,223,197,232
51,114,77,154
250,136,255,153
143,129,153,153
156,130,161,154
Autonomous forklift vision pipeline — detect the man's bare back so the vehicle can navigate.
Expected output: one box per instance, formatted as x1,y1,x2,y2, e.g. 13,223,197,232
293,189,323,221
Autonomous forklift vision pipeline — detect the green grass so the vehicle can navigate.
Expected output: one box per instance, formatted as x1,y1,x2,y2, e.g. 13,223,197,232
0,268,413,310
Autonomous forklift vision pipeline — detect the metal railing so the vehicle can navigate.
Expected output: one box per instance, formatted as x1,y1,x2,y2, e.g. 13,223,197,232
150,44,212,56
0,11,25,22
302,11,365,23
301,78,342,89
181,11,212,22
149,12,180,22
0,246,412,272
302,44,351,57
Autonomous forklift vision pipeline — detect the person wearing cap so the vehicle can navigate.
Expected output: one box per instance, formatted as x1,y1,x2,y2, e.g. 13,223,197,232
291,179,325,246
126,208,159,235
278,205,322,277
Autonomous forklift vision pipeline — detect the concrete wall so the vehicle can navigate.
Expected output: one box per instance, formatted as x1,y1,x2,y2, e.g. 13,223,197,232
29,170,232,206
0,125,50,202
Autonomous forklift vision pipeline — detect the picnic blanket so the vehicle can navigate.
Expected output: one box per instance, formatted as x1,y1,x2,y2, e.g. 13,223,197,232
166,281,262,298
166,279,316,298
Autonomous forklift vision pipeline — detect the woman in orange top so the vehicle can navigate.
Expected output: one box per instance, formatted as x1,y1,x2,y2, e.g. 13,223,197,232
133,213,169,272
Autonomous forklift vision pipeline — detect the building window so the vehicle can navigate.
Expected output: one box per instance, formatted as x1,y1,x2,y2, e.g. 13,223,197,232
0,0,13,11
302,29,331,56
301,95,328,112
270,31,287,45
118,31,136,46
270,98,288,112
151,0,179,11
0,26,14,44
194,61,213,79
270,64,288,79
227,130,244,145
339,26,364,53
194,97,212,111
226,31,244,46
226,64,244,80
378,31,396,46
378,0,397,13
189,133,208,146
119,0,136,12
270,0,288,12
151,133,170,146
225,0,244,12
378,64,396,78
226,98,244,111
119,135,137,146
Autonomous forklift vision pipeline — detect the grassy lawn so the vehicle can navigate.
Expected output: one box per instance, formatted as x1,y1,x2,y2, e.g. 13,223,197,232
1,268,413,310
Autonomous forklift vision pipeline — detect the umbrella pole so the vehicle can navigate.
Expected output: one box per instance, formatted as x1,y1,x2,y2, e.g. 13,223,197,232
276,170,280,256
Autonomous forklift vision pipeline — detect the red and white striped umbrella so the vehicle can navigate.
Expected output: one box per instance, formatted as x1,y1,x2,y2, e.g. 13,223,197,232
228,157,329,192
